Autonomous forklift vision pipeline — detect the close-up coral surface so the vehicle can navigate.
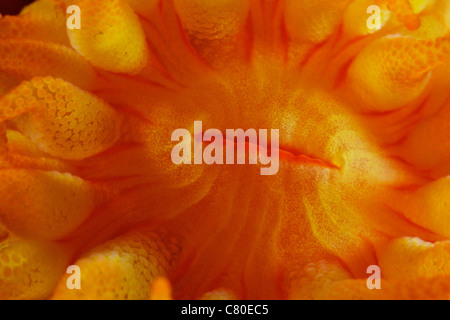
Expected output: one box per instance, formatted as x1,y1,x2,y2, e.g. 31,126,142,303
0,0,450,300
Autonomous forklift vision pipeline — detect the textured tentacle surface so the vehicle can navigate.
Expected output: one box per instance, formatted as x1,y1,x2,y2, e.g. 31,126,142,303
52,227,176,299
347,35,450,111
0,39,97,90
0,0,69,45
0,169,96,240
0,237,71,299
0,77,122,160
173,0,250,64
66,0,149,74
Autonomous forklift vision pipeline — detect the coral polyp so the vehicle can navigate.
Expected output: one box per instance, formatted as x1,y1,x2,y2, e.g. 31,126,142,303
1,0,450,300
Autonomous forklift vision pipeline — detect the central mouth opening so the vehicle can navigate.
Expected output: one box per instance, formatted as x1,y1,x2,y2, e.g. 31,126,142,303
187,125,339,170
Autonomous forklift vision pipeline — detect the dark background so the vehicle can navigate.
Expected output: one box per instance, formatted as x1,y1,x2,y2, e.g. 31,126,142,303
0,0,35,15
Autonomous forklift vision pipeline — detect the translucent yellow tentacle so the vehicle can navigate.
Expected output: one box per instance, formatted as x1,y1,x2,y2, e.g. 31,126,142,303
343,0,391,37
0,77,122,160
289,259,450,300
0,239,71,299
66,0,149,74
284,0,353,44
0,0,69,45
378,0,422,30
0,39,97,90
173,0,250,64
379,237,450,279
402,178,450,237
173,0,250,42
52,229,174,300
347,35,450,111
0,169,96,240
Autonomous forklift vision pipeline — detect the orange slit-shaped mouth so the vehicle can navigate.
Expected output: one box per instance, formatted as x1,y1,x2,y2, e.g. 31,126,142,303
191,130,338,169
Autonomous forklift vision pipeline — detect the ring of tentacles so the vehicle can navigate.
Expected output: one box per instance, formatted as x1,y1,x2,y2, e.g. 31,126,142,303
1,0,450,300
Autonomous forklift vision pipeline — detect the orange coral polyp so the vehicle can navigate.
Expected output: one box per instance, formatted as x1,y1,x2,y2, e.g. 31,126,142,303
0,0,450,300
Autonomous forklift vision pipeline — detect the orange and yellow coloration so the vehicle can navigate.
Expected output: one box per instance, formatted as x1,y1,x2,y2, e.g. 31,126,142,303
1,0,450,300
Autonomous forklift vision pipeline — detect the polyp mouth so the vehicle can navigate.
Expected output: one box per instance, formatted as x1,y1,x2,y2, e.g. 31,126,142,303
277,145,340,169
188,125,340,171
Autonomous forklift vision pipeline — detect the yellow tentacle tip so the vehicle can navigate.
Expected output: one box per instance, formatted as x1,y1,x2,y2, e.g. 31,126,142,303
67,0,149,74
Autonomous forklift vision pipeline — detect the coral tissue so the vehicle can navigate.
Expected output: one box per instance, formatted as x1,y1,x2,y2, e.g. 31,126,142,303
0,0,450,300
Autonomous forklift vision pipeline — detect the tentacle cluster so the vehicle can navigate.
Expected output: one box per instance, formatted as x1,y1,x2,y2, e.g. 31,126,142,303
0,0,450,300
